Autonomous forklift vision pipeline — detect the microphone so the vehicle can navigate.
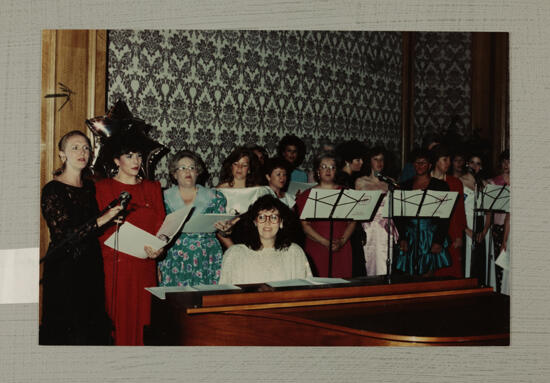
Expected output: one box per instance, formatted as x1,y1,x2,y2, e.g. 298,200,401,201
105,191,132,210
374,172,399,188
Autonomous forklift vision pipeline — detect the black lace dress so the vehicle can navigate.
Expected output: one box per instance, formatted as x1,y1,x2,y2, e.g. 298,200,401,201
40,180,111,345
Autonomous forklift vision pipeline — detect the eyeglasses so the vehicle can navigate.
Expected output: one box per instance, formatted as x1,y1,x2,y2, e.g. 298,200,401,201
414,160,429,165
256,214,280,224
320,164,336,171
233,162,249,168
176,165,197,172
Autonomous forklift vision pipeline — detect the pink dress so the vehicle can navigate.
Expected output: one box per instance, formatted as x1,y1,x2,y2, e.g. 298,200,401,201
362,195,399,276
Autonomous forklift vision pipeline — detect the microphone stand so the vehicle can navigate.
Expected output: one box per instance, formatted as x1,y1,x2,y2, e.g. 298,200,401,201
327,189,345,277
385,182,395,284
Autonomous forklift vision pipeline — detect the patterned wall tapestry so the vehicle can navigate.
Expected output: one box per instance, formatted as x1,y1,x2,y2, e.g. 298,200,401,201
413,32,471,147
107,30,403,187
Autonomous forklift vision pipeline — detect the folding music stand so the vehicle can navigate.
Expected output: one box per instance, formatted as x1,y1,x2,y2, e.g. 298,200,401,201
300,188,382,276
382,189,458,276
475,184,510,287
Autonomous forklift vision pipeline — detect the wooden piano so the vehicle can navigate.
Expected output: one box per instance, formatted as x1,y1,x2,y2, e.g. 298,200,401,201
144,276,509,346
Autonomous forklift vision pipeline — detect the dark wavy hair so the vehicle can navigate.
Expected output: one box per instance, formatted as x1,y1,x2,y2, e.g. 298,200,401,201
410,147,431,163
245,144,269,164
53,130,93,177
499,149,510,162
262,157,290,186
104,131,146,178
277,134,306,167
360,146,387,177
429,144,451,166
168,149,208,186
218,147,261,187
335,140,368,164
239,195,295,251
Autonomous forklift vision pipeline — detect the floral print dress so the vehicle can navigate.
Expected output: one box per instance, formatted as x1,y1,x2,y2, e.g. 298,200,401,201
158,184,227,286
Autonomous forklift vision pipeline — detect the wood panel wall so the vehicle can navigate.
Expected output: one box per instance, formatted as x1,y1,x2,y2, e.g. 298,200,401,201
471,32,509,169
40,30,107,320
400,32,509,170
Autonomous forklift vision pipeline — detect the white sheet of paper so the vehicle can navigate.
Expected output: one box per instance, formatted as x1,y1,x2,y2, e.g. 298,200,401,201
266,279,315,288
219,186,271,215
381,189,458,218
287,181,316,197
191,283,241,291
104,222,166,259
155,205,193,240
299,188,382,220
495,249,510,270
181,213,236,233
305,277,350,285
145,286,197,300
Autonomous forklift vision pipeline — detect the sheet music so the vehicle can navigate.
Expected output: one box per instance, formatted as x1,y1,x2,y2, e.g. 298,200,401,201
218,186,271,215
181,213,237,233
145,286,197,300
495,249,510,270
191,284,241,291
266,277,350,287
299,188,382,220
382,189,458,218
287,181,316,197
480,184,510,212
104,222,166,259
266,279,315,288
155,205,194,240
417,190,458,218
305,277,350,285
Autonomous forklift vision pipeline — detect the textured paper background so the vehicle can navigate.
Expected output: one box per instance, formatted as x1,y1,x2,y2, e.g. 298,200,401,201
1,0,549,381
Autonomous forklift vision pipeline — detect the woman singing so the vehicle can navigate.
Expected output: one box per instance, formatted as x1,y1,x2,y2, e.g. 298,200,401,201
396,149,450,276
219,195,312,284
40,130,123,345
95,132,165,345
158,150,227,287
355,146,399,276
295,152,356,278
429,144,466,278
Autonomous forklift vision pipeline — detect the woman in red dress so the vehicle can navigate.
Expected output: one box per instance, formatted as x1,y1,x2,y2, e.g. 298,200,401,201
430,145,466,278
295,152,355,278
96,134,165,345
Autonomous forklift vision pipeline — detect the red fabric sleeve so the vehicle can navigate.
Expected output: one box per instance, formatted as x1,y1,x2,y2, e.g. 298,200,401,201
149,180,166,233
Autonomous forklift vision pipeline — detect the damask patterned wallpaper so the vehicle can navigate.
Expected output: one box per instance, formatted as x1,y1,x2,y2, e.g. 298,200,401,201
107,30,403,187
413,32,471,147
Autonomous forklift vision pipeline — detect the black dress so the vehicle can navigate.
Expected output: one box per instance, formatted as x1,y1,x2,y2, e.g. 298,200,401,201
40,180,111,345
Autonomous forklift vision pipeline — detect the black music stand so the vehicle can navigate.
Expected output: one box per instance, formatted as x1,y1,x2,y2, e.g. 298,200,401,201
300,188,382,277
474,184,510,287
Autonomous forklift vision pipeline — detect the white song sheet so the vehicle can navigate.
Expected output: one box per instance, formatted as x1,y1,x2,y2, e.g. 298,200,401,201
381,189,458,219
180,213,237,233
104,205,195,258
299,188,382,221
480,184,510,212
287,181,316,197
104,222,167,259
218,186,271,214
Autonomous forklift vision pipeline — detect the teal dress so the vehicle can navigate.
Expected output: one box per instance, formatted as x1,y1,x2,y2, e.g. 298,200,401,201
158,185,226,286
395,177,451,275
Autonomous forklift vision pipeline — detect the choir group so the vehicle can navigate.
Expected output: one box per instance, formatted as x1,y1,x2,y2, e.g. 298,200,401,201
40,129,510,346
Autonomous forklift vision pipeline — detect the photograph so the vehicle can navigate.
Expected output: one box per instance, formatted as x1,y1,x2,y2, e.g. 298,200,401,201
39,29,510,346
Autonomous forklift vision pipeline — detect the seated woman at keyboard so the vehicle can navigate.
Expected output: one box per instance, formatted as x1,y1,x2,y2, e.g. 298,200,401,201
219,195,312,285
